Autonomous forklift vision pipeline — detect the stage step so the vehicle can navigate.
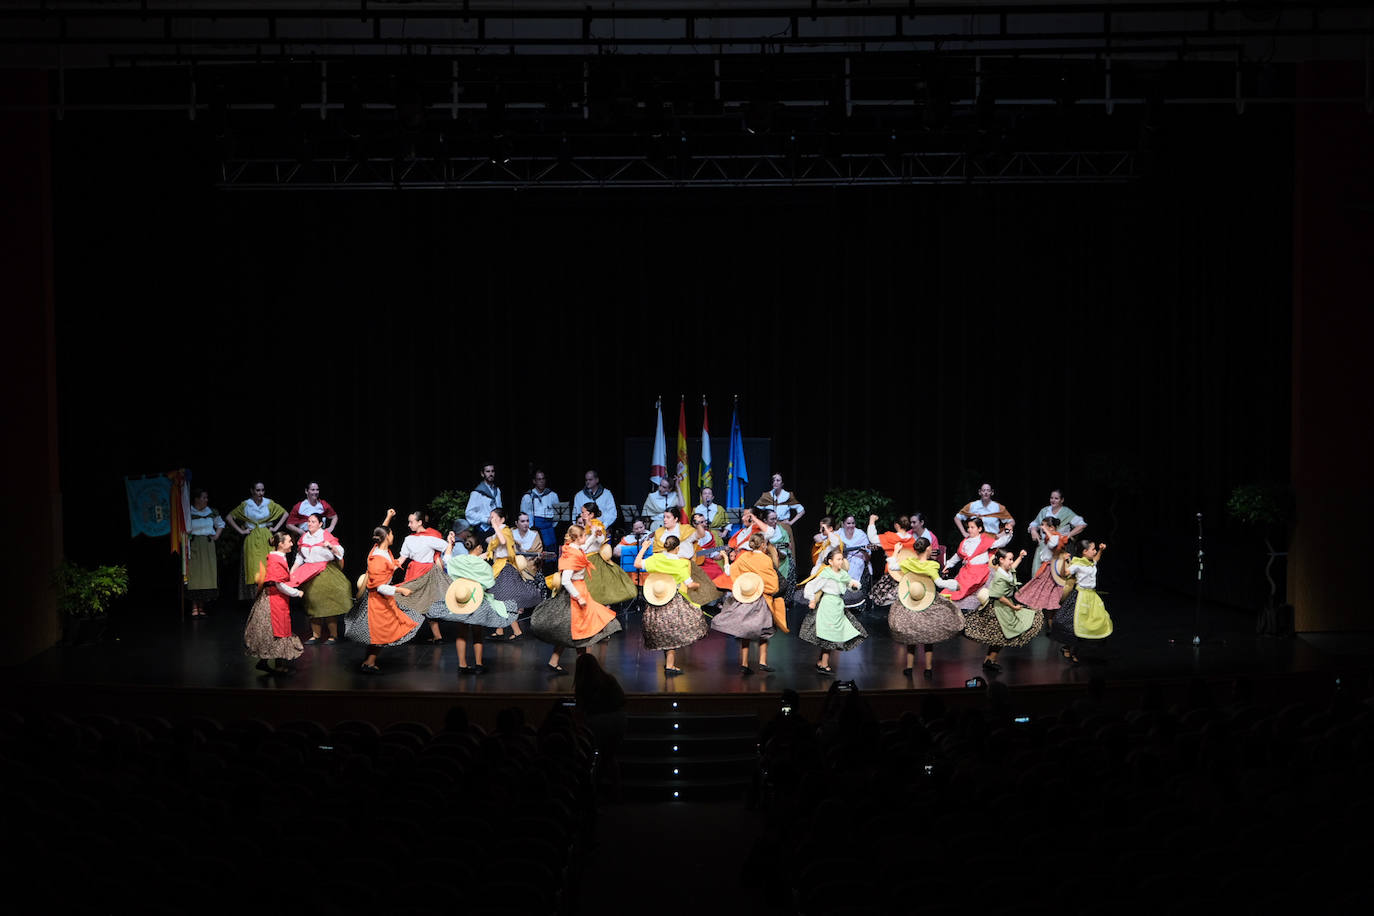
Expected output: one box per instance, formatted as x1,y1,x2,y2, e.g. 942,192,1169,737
618,709,759,802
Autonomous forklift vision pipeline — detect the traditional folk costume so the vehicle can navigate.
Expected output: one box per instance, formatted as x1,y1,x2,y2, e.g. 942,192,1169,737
487,524,547,610
642,489,684,520
230,497,286,600
580,519,638,606
187,505,224,605
243,550,304,662
464,481,503,536
866,521,919,609
888,558,965,646
755,487,804,523
343,548,424,648
683,527,733,589
693,501,729,537
962,566,1044,649
285,497,337,531
956,498,1014,535
425,553,518,629
1051,557,1113,645
572,485,618,529
640,554,710,651
943,530,1013,608
1029,504,1086,569
799,567,867,652
394,528,451,618
710,547,785,640
1015,532,1068,610
520,486,560,560
528,545,622,648
289,529,352,620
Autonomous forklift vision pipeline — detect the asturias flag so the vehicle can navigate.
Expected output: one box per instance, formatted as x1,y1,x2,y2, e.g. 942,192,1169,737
726,402,748,510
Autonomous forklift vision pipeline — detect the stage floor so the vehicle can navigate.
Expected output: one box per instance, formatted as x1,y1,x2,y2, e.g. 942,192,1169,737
6,588,1362,697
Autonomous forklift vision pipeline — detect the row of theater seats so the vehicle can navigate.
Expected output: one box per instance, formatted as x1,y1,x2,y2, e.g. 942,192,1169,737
0,706,597,915
744,678,1374,916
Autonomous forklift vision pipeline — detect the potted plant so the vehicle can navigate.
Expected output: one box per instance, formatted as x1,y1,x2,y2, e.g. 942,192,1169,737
1225,482,1292,636
427,489,470,534
823,488,894,527
53,561,129,645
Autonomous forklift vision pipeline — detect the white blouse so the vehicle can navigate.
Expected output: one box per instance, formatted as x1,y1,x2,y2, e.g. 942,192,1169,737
189,507,224,537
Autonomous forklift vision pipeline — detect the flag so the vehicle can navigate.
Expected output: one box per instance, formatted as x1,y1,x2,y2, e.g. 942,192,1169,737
126,475,172,538
168,469,192,583
726,401,748,510
650,398,668,485
675,397,690,513
698,397,713,491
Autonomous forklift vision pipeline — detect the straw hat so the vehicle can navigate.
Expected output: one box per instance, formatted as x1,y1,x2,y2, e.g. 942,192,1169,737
444,578,485,615
888,546,919,581
1051,554,1071,587
599,542,613,563
354,571,368,600
731,571,766,604
975,586,991,608
897,573,937,612
643,572,679,606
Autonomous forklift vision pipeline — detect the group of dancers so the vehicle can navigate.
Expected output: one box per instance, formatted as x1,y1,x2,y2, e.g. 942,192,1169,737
236,479,1114,681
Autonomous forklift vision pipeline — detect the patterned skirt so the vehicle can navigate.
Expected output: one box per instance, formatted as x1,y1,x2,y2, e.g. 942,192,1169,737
301,563,353,618
342,591,426,647
243,590,303,661
888,595,966,646
1014,565,1063,611
963,604,1044,648
490,563,547,609
710,595,775,641
642,594,710,651
396,565,452,619
798,606,868,652
187,534,218,601
1050,589,1078,643
867,573,898,609
528,590,623,648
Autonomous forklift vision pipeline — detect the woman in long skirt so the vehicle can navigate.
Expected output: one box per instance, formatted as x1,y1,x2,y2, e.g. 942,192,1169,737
290,512,352,643
437,536,520,675
636,535,709,676
227,482,287,601
528,524,622,674
485,508,546,640
888,538,966,679
1051,539,1113,662
799,546,867,675
343,510,423,674
710,531,782,673
865,513,920,611
961,548,1042,672
243,530,304,674
1015,516,1068,611
396,510,453,643
187,487,224,616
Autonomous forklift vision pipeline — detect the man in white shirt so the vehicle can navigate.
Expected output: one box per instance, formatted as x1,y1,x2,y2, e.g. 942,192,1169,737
693,486,729,537
572,469,618,529
955,482,1015,537
641,477,683,520
520,469,560,558
464,463,502,541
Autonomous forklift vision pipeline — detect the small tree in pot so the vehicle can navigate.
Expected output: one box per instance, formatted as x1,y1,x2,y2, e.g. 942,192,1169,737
53,561,129,646
1225,483,1292,636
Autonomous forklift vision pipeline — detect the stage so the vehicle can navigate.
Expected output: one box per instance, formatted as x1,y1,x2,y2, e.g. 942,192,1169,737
5,588,1366,729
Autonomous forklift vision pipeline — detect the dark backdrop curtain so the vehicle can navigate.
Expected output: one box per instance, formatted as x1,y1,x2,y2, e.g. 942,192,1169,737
54,117,1291,610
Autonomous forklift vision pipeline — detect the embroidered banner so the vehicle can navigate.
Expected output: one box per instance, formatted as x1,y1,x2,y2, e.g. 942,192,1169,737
126,475,172,538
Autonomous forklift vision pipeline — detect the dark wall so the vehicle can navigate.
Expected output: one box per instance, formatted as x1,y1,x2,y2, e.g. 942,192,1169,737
50,110,1294,615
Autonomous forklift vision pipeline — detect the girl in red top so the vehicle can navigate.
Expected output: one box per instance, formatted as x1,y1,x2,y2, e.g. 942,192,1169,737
243,530,304,675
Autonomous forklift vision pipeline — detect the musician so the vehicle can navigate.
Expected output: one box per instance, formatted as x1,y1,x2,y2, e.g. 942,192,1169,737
652,506,693,556
955,482,1015,538
285,482,338,536
837,514,871,582
755,473,806,527
692,486,729,538
615,519,652,586
464,463,503,540
519,470,560,558
685,512,732,587
573,469,619,530
728,508,774,551
511,512,546,569
642,476,683,520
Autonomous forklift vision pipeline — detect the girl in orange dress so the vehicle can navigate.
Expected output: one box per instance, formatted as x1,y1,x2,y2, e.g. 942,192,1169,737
710,532,784,673
343,509,422,674
528,524,623,674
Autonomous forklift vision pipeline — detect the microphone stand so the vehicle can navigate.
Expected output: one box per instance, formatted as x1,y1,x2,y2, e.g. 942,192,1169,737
1170,512,1226,649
